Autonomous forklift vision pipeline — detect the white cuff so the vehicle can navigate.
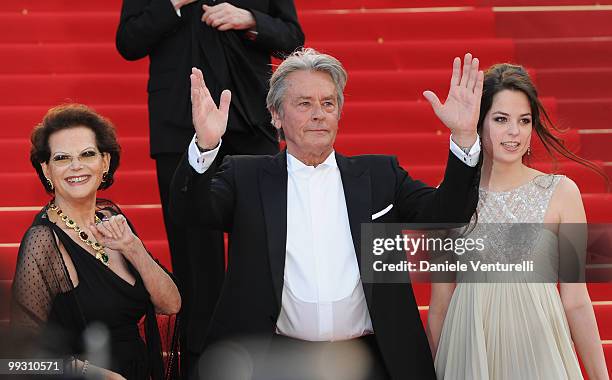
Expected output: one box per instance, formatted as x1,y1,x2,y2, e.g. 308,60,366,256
449,134,480,167
188,135,221,174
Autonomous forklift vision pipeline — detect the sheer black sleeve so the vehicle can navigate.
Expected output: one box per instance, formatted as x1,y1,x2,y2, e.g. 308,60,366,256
10,224,73,335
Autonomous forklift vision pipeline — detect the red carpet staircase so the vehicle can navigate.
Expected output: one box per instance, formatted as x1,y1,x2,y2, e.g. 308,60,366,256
0,0,611,376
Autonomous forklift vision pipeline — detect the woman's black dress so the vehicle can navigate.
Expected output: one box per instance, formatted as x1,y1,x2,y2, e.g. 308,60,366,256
10,200,176,379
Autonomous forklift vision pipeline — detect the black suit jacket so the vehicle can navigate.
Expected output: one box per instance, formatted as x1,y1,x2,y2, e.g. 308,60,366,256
116,0,304,156
170,148,480,379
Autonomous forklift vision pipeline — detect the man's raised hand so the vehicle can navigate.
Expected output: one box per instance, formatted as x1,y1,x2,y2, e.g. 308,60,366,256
423,53,484,147
191,67,231,149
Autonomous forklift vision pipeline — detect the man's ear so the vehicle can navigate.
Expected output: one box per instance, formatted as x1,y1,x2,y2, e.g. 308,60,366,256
271,109,282,131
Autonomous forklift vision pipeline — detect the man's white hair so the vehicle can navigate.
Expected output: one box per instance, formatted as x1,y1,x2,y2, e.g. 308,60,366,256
266,48,348,117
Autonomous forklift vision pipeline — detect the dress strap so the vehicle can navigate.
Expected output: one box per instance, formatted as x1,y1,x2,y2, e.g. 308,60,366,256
531,174,564,222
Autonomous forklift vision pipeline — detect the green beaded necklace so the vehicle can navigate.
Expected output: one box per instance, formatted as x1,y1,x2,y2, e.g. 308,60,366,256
48,202,109,266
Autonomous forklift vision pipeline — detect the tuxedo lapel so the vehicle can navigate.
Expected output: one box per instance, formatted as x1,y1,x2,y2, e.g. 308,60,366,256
259,152,373,310
259,151,288,310
335,153,372,270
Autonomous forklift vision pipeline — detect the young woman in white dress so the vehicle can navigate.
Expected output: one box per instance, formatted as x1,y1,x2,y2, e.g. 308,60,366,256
427,63,609,380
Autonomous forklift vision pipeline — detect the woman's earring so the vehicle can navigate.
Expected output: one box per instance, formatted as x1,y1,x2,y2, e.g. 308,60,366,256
527,146,531,156
102,171,109,183
46,178,54,191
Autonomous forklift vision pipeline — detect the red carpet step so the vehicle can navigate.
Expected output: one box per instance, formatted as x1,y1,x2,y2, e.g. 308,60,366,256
298,0,612,8
0,74,146,106
3,37,611,75
3,0,612,12
0,0,122,12
7,8,608,45
0,105,149,139
0,0,480,12
580,131,612,161
515,37,612,70
557,98,612,131
0,40,513,74
317,37,612,71
301,9,495,42
486,0,612,4
0,12,118,44
0,9,497,44
313,39,514,71
495,9,612,39
536,68,612,99
0,43,147,75
294,0,478,9
344,69,612,102
583,194,612,222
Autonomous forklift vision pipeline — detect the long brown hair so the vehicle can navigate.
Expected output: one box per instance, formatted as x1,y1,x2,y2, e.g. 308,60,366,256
478,63,608,188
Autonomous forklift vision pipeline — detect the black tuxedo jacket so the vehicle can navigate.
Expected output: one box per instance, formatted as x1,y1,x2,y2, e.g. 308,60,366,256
116,0,304,156
170,149,480,378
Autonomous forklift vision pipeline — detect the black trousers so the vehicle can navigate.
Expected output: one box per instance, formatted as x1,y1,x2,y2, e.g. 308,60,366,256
154,130,278,379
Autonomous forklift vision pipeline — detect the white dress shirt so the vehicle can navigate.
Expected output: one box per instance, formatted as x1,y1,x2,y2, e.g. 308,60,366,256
276,152,373,341
188,134,480,341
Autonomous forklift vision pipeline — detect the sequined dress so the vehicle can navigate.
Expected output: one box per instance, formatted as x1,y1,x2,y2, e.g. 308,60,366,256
434,175,583,380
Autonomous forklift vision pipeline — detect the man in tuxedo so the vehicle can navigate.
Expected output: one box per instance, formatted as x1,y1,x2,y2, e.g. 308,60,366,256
170,49,483,379
115,1,304,375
